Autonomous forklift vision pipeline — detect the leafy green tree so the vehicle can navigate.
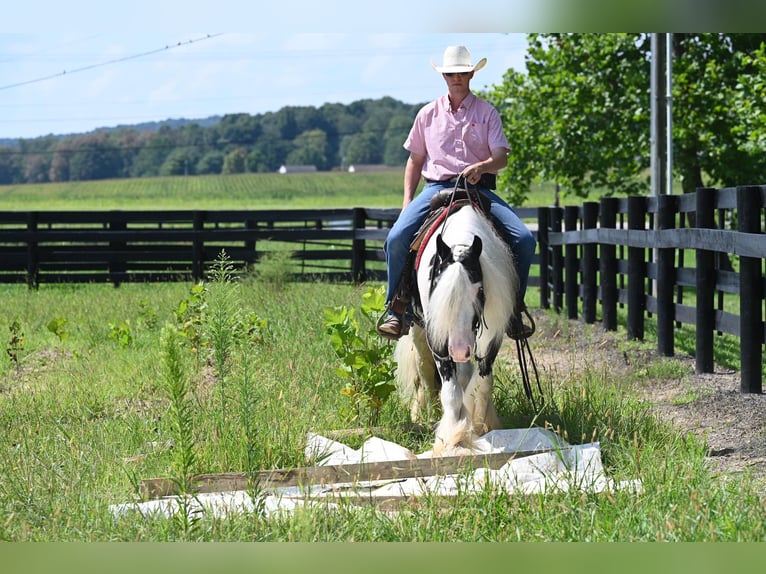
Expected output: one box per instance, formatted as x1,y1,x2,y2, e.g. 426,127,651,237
382,114,413,166
733,42,766,155
196,151,225,174
487,33,766,205
129,133,173,177
216,114,262,147
245,149,268,173
285,129,331,169
343,132,382,166
22,153,51,183
48,145,70,182
67,133,124,181
161,148,198,176
0,147,21,184
222,148,248,174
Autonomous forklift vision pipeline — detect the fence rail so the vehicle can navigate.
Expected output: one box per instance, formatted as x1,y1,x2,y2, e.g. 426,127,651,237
0,208,399,286
537,185,765,394
1,186,764,393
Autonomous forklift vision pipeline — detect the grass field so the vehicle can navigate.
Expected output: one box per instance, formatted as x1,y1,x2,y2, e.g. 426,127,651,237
0,171,575,211
0,173,763,542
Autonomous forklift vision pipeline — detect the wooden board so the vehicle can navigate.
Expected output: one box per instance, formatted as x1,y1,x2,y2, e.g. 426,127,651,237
140,448,556,500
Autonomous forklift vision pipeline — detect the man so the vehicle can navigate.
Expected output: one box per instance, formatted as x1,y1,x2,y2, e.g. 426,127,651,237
377,45,536,341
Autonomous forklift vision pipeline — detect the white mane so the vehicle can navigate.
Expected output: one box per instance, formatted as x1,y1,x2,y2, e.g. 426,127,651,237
420,206,518,347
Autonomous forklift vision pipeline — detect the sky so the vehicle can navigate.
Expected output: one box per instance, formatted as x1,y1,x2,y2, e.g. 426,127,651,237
1,2,532,140
4,0,746,141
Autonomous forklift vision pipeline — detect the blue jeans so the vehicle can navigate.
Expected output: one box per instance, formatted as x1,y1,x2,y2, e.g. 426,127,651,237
384,181,536,310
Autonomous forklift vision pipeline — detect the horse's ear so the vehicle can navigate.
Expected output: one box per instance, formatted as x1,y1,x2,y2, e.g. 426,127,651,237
470,235,483,258
436,234,451,260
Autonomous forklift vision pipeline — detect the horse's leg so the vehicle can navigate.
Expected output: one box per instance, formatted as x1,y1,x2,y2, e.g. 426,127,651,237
394,325,440,423
433,357,473,455
465,371,502,436
411,325,439,419
468,335,504,436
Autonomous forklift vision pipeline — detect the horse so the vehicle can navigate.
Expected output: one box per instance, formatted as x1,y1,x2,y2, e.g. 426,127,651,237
394,199,519,455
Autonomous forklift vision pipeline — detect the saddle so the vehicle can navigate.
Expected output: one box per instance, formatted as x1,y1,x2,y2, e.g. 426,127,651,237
390,187,497,327
410,187,492,264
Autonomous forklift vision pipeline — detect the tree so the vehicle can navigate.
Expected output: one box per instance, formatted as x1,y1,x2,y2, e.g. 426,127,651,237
487,33,766,204
196,151,225,174
0,147,21,184
733,42,766,157
222,148,248,174
67,133,124,181
129,133,173,177
382,114,413,166
285,129,331,169
216,114,261,147
342,132,382,166
161,148,198,176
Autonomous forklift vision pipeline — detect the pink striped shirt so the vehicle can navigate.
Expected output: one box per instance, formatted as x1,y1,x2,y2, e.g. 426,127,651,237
403,92,509,181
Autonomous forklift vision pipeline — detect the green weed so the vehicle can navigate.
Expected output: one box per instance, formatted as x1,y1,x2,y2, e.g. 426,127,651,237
324,285,395,427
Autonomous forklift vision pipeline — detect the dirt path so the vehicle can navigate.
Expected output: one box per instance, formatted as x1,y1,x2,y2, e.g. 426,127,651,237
521,308,766,491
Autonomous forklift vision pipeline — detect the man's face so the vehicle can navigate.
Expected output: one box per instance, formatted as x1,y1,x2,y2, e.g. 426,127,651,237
443,71,474,88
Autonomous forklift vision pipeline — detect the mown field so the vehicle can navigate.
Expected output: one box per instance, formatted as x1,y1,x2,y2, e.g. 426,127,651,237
0,170,574,211
0,173,763,542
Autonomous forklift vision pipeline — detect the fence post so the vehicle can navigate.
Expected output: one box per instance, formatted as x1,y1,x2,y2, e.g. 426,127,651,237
564,205,579,320
737,186,763,394
351,208,367,283
244,218,257,268
582,202,599,324
599,197,618,331
192,211,204,282
551,206,564,313
656,193,677,356
695,187,716,373
26,212,39,290
109,215,127,287
627,195,647,340
538,207,550,309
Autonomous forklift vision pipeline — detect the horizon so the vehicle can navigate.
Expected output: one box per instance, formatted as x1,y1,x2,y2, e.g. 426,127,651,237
1,30,527,141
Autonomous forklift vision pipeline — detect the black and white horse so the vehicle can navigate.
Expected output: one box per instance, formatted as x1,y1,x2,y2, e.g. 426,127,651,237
394,202,519,455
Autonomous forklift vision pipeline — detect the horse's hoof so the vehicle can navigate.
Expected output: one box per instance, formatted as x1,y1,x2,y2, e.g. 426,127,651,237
432,438,447,457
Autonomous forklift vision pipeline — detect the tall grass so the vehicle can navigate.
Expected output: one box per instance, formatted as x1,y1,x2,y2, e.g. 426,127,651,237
0,266,763,541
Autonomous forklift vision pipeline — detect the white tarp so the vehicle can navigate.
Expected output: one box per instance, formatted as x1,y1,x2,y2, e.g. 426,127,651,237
110,427,641,520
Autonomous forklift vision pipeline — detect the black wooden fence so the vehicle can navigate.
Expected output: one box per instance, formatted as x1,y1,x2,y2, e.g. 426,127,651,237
0,208,398,286
1,185,764,392
537,185,765,394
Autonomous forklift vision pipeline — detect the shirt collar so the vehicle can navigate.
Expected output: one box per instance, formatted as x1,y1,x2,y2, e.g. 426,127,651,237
443,91,475,113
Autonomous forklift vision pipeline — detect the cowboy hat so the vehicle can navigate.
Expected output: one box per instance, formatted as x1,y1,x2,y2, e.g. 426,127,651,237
431,45,487,74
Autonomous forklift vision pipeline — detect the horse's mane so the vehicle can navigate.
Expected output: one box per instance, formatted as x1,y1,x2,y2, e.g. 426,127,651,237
423,206,518,345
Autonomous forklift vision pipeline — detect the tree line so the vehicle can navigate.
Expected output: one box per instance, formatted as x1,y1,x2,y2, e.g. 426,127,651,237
0,96,422,185
3,34,766,205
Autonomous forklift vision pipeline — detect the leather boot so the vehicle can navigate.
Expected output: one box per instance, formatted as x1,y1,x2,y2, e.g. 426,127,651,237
376,296,410,340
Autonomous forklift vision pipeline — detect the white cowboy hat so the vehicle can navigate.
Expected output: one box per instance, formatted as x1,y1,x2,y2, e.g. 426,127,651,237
431,45,487,74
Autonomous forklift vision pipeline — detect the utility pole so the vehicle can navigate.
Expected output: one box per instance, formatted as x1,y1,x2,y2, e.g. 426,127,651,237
650,33,671,197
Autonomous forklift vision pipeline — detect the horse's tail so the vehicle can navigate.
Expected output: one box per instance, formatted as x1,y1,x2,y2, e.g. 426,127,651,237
394,325,439,422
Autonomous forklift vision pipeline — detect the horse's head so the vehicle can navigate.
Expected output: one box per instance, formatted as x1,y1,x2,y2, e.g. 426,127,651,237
427,233,486,362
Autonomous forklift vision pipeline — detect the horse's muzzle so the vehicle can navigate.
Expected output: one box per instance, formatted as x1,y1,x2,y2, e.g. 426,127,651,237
449,342,473,363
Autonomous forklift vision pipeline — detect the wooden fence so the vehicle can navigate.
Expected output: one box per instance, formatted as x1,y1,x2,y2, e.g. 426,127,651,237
0,208,399,286
537,185,765,394
1,185,764,392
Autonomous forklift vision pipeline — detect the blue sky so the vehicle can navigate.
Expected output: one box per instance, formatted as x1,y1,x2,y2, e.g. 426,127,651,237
1,2,531,139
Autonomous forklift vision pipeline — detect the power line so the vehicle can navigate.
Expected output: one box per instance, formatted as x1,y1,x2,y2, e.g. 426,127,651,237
0,33,224,92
